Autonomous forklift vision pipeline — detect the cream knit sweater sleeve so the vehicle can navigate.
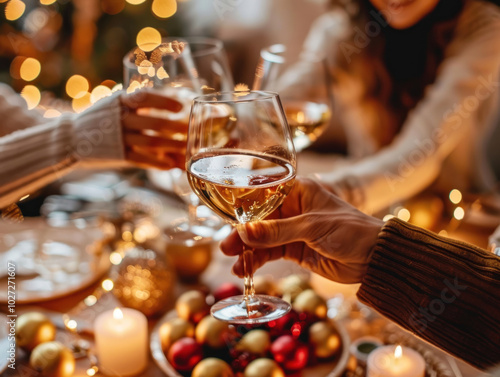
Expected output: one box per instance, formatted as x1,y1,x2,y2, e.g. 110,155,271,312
0,84,125,208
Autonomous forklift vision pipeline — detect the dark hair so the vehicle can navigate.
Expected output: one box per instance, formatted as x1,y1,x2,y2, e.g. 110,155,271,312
329,0,464,148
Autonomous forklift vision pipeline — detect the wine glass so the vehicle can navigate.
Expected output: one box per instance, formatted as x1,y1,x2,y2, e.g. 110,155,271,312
123,37,234,240
186,91,297,324
259,44,332,152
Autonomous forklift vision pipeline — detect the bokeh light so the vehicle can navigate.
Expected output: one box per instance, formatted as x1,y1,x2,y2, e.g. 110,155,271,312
102,279,114,292
152,0,177,19
5,0,26,21
397,208,411,222
449,189,462,204
44,109,61,118
90,85,112,104
453,206,465,220
136,27,161,52
66,75,90,99
20,85,41,109
72,92,92,113
126,0,146,4
20,58,41,81
40,0,57,5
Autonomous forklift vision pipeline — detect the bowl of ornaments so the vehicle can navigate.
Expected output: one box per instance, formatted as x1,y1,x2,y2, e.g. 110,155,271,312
151,275,350,377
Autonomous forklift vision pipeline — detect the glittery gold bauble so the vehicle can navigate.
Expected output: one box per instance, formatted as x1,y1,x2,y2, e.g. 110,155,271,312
16,312,56,351
236,330,270,354
113,246,176,317
309,321,341,358
166,240,212,281
29,341,75,377
176,290,210,323
159,318,195,352
254,276,277,296
192,358,234,377
279,275,311,301
195,316,229,349
244,358,285,377
292,289,327,318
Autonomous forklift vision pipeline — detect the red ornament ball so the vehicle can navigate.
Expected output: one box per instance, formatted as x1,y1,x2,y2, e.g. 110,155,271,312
213,283,243,302
270,335,309,371
167,337,203,372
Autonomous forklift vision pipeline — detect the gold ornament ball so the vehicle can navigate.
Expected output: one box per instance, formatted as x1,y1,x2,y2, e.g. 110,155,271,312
279,275,311,301
195,316,230,348
192,358,234,377
159,318,195,352
176,290,210,323
29,341,75,377
16,312,56,351
166,240,212,281
309,321,341,358
254,276,277,296
236,329,271,354
113,246,176,317
292,289,327,318
244,358,285,377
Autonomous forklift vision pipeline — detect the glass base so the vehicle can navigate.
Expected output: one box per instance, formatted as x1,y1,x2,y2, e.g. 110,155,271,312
210,295,291,324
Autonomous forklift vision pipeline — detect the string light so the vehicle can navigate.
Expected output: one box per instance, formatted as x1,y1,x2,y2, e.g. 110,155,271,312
102,279,114,292
453,206,465,221
449,189,462,204
72,92,92,113
136,27,162,52
84,295,98,306
90,85,112,104
397,208,411,222
5,0,26,21
66,75,90,99
152,0,177,19
20,58,41,81
110,252,123,265
20,85,41,109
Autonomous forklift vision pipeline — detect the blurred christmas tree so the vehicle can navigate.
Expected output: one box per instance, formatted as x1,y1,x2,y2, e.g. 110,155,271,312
0,0,187,114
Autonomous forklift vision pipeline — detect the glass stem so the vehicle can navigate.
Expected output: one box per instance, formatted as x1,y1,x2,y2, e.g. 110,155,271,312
243,248,255,300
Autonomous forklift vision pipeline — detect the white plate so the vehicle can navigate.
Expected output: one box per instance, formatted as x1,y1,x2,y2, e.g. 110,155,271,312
0,218,110,303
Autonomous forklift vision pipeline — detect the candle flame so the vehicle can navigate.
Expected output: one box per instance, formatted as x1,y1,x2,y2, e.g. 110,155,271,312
113,308,124,320
395,345,403,359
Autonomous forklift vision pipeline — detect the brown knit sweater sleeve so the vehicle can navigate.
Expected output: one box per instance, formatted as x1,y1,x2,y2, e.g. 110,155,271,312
357,218,500,370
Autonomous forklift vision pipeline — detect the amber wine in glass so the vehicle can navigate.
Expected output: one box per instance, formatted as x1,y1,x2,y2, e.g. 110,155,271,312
186,91,296,324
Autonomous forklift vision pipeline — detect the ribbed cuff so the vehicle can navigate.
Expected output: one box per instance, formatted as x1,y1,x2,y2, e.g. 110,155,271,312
357,218,500,370
73,91,125,162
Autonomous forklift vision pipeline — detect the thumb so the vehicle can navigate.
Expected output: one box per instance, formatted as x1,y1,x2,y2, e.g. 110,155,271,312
237,217,307,248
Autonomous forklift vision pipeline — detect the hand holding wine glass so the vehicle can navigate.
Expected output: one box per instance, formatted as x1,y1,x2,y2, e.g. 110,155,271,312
186,91,297,324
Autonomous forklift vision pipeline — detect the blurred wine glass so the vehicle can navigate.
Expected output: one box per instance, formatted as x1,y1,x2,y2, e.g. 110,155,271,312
123,37,234,241
258,44,332,152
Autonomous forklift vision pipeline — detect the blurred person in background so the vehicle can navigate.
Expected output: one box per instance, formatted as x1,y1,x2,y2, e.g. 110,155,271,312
274,0,500,214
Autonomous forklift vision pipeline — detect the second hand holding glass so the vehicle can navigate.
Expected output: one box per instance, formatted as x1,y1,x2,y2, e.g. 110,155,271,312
186,91,297,324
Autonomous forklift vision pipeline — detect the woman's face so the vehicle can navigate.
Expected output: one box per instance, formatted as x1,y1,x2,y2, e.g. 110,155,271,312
368,0,441,29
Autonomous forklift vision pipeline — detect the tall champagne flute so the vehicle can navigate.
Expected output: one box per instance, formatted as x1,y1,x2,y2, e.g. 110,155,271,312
186,91,297,324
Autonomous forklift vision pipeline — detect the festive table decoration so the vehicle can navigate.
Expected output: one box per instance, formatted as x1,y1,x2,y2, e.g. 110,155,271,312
175,290,210,323
153,275,348,376
94,307,148,376
191,358,234,377
165,235,213,282
29,341,75,377
112,245,175,317
367,345,425,377
279,274,312,301
16,312,56,351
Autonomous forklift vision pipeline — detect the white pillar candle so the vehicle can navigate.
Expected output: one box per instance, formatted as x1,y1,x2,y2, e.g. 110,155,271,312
367,345,425,377
95,308,148,376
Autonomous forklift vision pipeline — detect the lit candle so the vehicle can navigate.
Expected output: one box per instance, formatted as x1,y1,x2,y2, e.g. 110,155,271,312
367,345,425,377
94,308,148,376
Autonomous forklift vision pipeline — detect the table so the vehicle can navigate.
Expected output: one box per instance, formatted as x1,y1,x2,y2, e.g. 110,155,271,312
0,151,494,377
